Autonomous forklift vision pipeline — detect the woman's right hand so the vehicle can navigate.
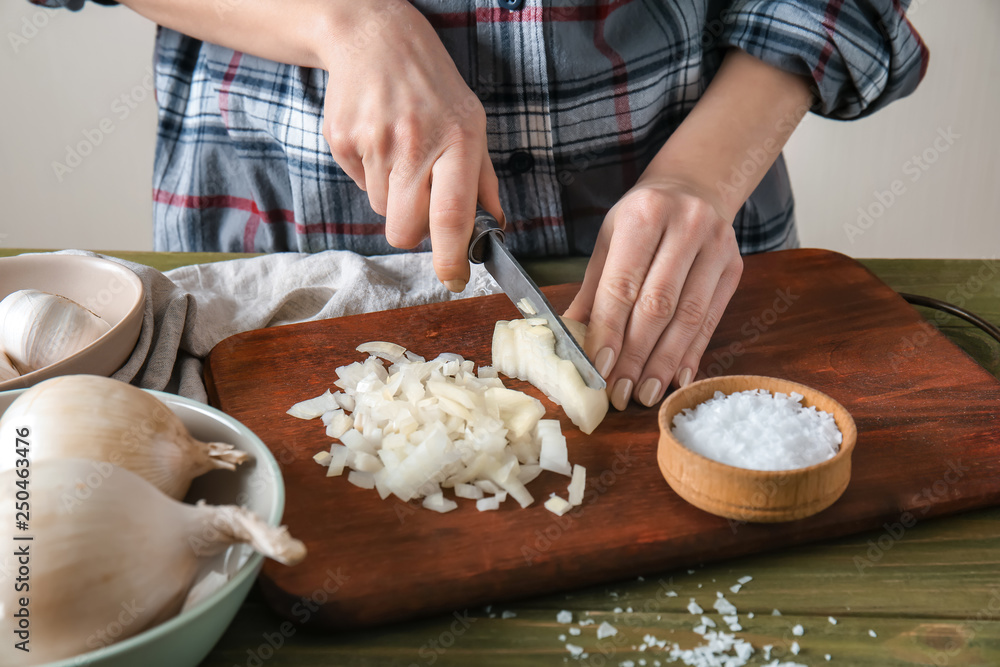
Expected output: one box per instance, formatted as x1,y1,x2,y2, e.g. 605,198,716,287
318,2,505,292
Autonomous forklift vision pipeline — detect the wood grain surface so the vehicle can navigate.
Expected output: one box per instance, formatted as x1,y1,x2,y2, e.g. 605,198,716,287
203,249,1000,630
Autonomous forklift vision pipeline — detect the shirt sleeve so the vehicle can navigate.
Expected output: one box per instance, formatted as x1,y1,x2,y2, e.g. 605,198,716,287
719,1,929,119
28,0,118,10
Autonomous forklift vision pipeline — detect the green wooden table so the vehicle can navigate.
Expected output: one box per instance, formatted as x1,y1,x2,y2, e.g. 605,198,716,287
4,250,999,666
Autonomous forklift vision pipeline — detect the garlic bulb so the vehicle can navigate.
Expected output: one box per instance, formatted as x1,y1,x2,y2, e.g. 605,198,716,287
0,350,17,383
0,289,111,374
0,375,250,499
0,458,305,666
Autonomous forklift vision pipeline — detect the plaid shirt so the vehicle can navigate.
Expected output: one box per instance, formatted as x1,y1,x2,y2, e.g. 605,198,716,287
38,0,927,257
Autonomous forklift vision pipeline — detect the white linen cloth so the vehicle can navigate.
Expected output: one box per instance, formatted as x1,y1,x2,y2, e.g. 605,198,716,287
58,250,501,401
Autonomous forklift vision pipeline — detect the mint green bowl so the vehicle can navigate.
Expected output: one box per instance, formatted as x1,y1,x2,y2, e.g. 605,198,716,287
0,389,285,667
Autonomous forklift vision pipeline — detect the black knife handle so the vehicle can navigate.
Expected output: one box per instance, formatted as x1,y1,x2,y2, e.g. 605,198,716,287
468,207,506,264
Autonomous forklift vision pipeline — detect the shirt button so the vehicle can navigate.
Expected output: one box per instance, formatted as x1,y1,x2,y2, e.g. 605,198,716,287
507,150,534,174
496,0,525,10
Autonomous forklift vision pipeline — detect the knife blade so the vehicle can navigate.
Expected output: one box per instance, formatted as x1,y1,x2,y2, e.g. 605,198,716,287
468,208,606,391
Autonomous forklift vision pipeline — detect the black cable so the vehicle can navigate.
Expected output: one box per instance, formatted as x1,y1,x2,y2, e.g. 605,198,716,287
900,292,1000,345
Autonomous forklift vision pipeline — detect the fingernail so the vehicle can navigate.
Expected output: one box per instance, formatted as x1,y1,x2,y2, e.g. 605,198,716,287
637,378,662,407
499,209,507,228
611,378,633,411
444,279,467,293
678,368,694,388
595,347,615,379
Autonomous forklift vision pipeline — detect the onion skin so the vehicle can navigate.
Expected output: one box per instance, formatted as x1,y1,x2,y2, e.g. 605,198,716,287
0,351,17,383
0,375,249,499
0,458,305,666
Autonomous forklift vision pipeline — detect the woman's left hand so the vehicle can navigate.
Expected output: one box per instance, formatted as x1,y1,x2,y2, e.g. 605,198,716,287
564,177,743,411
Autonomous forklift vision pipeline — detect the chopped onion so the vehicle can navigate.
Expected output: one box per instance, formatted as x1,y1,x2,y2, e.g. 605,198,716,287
516,297,538,315
538,419,571,476
492,318,608,434
422,492,458,513
347,470,374,489
476,491,507,512
454,483,484,500
567,464,586,506
287,390,338,419
289,342,588,513
544,494,573,516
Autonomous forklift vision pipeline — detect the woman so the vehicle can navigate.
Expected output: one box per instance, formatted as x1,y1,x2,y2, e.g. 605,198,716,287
34,0,927,409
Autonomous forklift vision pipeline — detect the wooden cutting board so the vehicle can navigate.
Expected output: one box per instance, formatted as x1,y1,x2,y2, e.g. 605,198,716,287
204,249,1000,629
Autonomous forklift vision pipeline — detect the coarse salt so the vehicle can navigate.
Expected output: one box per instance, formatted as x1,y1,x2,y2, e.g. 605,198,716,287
671,389,842,470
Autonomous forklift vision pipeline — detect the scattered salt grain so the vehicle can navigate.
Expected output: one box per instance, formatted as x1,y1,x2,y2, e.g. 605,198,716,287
825,655,832,661
763,645,773,659
665,591,678,597
791,641,800,655
747,612,755,619
730,584,743,594
557,610,573,624
671,389,842,470
558,634,566,641
737,576,753,585
687,599,704,615
792,624,804,636
869,629,877,637
701,616,717,628
565,643,584,657
597,621,618,639
828,616,838,625
621,661,635,667
713,596,737,615
614,606,624,614
772,609,782,616
626,607,633,613
502,610,517,619
579,619,595,626
569,627,581,636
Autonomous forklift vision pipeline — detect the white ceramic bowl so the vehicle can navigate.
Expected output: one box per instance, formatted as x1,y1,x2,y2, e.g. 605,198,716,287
0,388,285,667
0,254,144,391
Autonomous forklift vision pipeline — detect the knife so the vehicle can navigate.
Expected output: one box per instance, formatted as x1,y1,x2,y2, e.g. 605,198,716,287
468,207,607,391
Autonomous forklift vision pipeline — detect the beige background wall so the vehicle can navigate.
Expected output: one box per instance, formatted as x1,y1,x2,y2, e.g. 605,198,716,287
1,1,997,257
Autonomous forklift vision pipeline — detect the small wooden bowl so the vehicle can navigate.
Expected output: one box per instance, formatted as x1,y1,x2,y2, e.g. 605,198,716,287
657,375,857,523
